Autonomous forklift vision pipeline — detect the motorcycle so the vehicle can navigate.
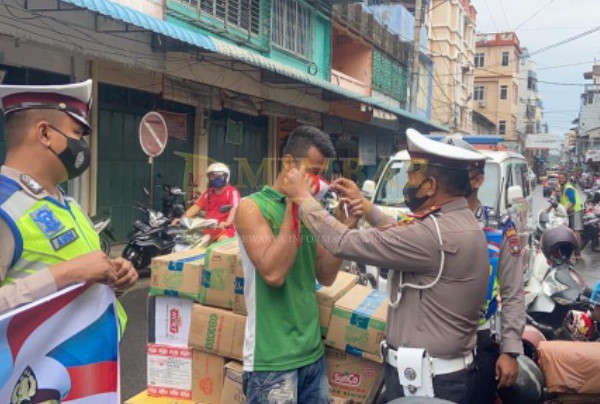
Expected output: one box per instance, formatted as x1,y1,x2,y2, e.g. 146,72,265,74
155,174,186,220
91,213,116,255
172,205,233,252
525,227,592,341
122,191,176,270
581,210,600,252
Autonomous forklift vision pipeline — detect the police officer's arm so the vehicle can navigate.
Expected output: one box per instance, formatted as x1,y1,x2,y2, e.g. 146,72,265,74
497,237,526,355
234,198,299,288
0,219,58,314
299,198,438,271
333,178,395,228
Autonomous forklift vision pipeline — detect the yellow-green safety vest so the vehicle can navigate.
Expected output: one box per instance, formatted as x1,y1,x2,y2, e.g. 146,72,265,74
560,183,583,212
0,174,127,338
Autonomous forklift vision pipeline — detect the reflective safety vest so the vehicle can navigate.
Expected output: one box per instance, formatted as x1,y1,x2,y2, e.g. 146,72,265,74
0,174,127,338
560,183,583,212
477,206,501,325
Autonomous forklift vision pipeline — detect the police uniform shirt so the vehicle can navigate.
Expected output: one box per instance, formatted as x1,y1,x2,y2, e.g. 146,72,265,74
475,204,525,354
0,166,63,314
299,197,489,358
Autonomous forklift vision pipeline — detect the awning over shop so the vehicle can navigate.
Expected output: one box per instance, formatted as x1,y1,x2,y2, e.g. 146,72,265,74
51,0,445,133
60,0,215,51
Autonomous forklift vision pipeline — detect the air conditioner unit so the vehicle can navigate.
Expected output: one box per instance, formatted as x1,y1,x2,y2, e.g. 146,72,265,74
478,101,486,108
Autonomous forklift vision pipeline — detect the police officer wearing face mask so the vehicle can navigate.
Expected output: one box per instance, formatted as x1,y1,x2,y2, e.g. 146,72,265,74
0,80,137,331
280,129,489,403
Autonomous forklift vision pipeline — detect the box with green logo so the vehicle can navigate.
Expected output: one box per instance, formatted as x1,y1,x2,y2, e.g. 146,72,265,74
325,285,387,363
150,249,207,301
199,238,243,310
189,303,246,361
316,272,358,336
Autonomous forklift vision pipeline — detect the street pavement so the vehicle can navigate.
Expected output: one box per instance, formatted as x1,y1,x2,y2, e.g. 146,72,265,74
118,184,600,402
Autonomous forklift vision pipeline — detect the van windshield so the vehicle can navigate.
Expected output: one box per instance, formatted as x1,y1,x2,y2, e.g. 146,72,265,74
373,160,501,209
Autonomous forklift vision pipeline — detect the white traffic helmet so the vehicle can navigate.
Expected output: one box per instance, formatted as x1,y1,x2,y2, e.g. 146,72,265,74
206,162,230,183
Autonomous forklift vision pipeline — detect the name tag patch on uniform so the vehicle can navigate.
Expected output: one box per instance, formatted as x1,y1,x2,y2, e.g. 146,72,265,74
50,229,79,251
30,207,65,237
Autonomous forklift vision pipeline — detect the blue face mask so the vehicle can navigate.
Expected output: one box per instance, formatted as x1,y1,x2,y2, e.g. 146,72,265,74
209,177,227,189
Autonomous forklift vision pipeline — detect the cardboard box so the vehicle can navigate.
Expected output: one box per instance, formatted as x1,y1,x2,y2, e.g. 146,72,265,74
125,390,194,403
148,296,193,347
330,396,351,404
316,272,358,336
192,351,225,404
147,344,193,400
150,249,206,301
200,238,243,310
326,348,384,404
325,285,387,363
189,304,246,361
221,361,246,404
232,241,247,316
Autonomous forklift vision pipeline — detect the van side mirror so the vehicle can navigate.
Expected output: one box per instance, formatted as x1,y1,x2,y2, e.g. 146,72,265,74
507,185,524,206
362,180,376,199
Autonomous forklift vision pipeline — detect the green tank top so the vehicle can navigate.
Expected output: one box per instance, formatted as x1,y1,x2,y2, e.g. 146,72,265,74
240,186,323,372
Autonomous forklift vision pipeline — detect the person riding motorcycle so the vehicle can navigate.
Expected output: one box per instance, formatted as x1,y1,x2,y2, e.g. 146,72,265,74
172,162,240,241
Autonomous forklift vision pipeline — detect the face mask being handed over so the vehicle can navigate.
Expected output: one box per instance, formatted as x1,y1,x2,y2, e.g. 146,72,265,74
307,173,330,201
403,178,431,212
48,125,91,180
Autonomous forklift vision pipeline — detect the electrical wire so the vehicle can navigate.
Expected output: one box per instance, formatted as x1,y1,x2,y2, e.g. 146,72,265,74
513,0,559,31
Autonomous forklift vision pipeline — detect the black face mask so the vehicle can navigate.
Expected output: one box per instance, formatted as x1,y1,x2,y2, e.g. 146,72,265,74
464,174,479,197
48,125,91,180
403,178,430,212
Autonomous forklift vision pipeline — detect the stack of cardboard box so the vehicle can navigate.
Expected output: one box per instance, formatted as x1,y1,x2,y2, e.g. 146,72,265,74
143,238,247,404
132,237,386,404
319,281,388,403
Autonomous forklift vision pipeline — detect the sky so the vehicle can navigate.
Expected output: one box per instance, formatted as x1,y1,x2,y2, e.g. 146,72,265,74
470,0,600,135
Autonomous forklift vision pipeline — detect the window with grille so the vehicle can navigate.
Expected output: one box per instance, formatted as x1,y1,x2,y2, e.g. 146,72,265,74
474,53,484,68
500,85,508,100
498,120,506,135
474,86,485,101
502,51,509,67
197,0,261,35
272,0,314,59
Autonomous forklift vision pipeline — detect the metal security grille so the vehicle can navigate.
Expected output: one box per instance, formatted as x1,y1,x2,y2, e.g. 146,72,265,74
372,50,408,106
188,0,261,35
272,0,313,59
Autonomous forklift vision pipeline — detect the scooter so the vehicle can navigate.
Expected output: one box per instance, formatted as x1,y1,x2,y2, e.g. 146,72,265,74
172,205,232,252
525,234,592,341
581,211,600,252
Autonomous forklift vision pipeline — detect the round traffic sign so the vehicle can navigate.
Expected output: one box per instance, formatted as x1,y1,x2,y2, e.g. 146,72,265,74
139,112,168,157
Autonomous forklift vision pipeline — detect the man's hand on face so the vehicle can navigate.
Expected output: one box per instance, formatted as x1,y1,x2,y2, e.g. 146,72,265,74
281,166,314,203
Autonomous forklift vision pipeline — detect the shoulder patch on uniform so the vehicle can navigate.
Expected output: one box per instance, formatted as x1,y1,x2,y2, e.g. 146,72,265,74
30,206,65,237
409,205,441,220
20,174,44,195
503,221,521,255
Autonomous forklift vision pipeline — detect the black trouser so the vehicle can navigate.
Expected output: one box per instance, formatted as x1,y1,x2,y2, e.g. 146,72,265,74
382,361,477,404
470,329,500,404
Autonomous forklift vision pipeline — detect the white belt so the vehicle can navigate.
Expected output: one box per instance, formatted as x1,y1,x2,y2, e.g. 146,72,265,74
386,347,474,376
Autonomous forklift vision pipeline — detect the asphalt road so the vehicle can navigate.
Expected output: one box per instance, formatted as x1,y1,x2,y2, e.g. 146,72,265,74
118,185,600,402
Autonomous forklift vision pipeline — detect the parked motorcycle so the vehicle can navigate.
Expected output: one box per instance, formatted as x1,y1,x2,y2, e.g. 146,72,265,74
155,174,186,220
525,226,592,341
122,194,176,270
91,213,116,255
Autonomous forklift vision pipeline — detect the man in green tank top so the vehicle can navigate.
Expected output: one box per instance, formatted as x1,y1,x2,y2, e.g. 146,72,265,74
235,126,358,403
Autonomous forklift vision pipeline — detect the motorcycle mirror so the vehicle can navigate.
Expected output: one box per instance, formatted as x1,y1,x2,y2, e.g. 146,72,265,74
219,205,233,214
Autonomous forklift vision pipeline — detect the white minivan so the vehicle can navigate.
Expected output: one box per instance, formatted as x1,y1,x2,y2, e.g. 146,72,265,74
360,148,534,289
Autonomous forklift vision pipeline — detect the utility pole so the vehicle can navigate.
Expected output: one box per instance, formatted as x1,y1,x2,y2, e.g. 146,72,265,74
409,0,424,113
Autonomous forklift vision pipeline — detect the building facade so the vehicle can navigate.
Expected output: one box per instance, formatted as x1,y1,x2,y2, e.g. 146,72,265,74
0,0,443,240
428,0,477,132
517,49,544,136
474,32,522,142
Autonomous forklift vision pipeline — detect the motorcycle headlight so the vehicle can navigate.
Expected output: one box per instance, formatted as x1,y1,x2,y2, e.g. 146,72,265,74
542,271,569,301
